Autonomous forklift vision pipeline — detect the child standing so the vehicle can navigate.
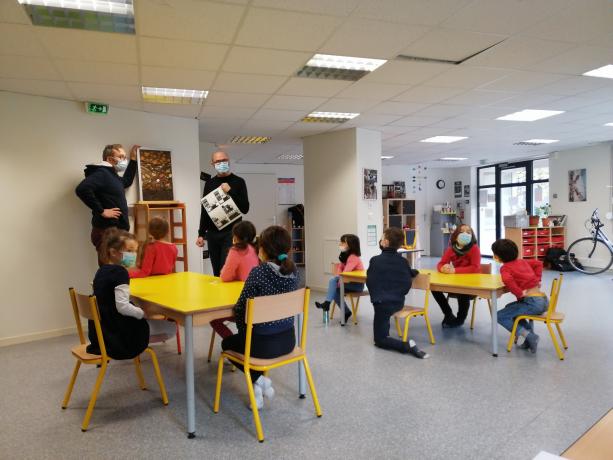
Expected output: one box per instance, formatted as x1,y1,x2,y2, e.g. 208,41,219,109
89,229,174,358
221,226,299,409
129,217,178,278
210,221,259,339
366,227,428,359
315,234,364,323
491,239,548,353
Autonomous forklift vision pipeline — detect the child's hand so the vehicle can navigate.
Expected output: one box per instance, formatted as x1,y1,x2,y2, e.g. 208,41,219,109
441,264,454,274
521,289,528,297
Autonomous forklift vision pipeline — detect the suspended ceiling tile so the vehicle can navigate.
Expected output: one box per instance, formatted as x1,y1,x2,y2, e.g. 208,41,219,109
252,0,360,16
238,119,295,134
0,55,61,80
56,60,139,85
251,108,305,122
140,66,216,90
139,37,228,71
362,60,451,86
319,18,428,59
142,102,201,118
0,1,31,24
263,94,328,111
425,66,509,89
536,76,611,97
392,85,465,104
213,72,287,94
530,45,613,75
370,101,430,116
222,46,311,76
136,0,244,43
345,113,402,125
442,89,517,106
315,97,380,113
67,82,142,102
205,91,270,108
0,77,72,99
354,0,472,26
277,77,350,98
200,106,258,119
388,115,445,128
479,71,565,93
0,23,46,56
235,8,341,51
336,81,410,100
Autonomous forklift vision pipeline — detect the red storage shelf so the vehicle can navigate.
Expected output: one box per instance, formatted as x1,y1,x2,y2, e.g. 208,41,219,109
552,235,564,243
523,246,535,257
522,229,536,237
537,245,549,256
536,229,549,236
551,242,564,248
523,238,536,245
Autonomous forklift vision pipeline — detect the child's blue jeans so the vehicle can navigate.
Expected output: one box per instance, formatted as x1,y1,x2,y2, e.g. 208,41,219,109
497,296,548,335
325,276,364,312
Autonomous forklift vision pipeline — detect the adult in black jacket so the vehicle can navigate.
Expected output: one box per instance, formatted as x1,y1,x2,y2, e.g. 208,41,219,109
75,144,139,254
366,227,428,358
197,151,250,276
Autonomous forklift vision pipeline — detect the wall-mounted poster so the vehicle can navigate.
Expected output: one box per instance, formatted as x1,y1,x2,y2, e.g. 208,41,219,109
363,168,378,200
277,177,296,205
568,169,587,202
463,184,470,197
454,181,462,198
137,148,174,201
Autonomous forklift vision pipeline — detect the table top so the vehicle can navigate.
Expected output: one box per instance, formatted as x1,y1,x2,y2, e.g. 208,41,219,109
563,409,613,460
130,272,244,314
340,268,505,291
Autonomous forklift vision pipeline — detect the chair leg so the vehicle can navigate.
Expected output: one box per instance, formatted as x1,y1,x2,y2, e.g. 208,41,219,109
546,322,564,360
424,314,436,345
394,317,402,337
134,356,147,390
62,361,81,409
245,371,265,442
81,361,108,432
470,298,477,330
351,297,359,325
555,323,568,349
402,316,411,342
302,357,322,417
208,330,216,363
487,300,492,317
145,348,169,405
175,322,182,355
213,357,225,413
507,318,520,352
329,301,336,320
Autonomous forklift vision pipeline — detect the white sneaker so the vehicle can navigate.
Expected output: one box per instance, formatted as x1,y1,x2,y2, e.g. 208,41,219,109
248,384,264,410
255,375,275,400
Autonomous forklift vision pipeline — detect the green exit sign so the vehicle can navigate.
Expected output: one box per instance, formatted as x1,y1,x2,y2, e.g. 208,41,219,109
85,102,109,115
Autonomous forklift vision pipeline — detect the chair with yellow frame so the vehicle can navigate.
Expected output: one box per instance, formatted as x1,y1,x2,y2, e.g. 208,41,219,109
506,274,568,360
62,288,169,431
392,273,436,344
467,263,493,330
213,288,322,442
328,262,368,325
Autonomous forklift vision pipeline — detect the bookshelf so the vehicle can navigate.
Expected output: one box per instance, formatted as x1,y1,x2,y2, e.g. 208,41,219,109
505,226,566,262
383,198,416,230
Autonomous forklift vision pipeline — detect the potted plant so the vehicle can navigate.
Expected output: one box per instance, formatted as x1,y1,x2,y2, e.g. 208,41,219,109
537,203,552,227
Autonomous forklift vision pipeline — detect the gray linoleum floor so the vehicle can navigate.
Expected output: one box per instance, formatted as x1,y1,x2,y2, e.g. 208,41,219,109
2,258,612,460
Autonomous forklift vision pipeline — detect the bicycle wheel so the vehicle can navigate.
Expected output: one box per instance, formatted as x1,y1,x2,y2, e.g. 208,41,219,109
567,237,613,274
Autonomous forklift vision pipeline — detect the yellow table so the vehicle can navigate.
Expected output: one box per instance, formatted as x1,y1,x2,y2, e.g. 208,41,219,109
339,268,507,356
131,272,244,438
563,409,613,460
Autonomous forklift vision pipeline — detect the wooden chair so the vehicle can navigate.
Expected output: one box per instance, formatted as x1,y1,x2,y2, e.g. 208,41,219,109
392,273,436,344
506,274,568,360
404,229,418,250
62,288,169,431
328,262,368,325
468,263,493,330
213,288,321,442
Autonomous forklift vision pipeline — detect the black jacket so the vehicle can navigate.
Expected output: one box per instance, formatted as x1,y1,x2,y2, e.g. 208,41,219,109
366,248,418,308
75,161,137,230
199,173,249,236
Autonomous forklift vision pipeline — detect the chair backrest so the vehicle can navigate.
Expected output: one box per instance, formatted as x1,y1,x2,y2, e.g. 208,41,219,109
68,288,107,357
411,273,430,291
480,263,492,274
546,274,563,318
404,229,418,249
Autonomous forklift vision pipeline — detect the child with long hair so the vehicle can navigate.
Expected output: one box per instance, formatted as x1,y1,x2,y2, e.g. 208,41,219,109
129,217,178,278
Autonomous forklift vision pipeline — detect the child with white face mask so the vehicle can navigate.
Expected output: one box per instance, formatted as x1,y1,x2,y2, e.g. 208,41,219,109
315,234,364,323
432,225,482,328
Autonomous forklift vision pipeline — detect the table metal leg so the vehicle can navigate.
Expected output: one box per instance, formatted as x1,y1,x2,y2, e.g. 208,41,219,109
296,313,306,398
339,279,346,326
490,291,498,357
184,315,196,438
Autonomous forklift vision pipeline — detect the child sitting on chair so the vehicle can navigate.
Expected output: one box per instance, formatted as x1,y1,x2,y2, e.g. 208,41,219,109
129,217,178,278
491,239,548,353
366,227,428,359
315,234,364,323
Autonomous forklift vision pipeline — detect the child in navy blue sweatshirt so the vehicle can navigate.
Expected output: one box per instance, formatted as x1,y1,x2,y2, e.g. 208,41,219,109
367,227,428,359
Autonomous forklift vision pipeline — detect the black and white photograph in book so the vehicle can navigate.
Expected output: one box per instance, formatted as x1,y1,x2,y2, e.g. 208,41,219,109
363,168,378,200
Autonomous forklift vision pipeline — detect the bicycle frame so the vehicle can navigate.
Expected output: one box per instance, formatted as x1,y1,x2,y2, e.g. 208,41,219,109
588,211,613,252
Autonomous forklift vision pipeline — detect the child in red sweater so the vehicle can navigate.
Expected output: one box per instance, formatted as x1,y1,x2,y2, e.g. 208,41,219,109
433,225,481,328
129,217,178,278
492,239,548,353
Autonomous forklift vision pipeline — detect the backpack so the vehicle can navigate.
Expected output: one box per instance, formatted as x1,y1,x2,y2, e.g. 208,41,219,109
544,247,582,272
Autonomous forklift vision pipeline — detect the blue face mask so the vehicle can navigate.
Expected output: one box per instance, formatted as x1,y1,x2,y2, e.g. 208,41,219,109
457,232,472,246
115,159,128,172
120,251,137,268
214,161,230,174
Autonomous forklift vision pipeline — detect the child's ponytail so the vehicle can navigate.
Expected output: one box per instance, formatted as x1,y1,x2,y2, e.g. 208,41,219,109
258,226,296,276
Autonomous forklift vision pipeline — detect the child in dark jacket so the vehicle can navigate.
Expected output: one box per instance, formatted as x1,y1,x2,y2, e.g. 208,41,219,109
367,227,429,359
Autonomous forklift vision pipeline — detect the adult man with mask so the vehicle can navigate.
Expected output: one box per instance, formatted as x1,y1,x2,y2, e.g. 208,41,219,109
76,144,140,254
196,150,249,276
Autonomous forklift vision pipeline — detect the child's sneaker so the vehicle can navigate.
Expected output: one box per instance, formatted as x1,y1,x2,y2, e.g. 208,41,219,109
255,375,275,400
526,332,540,353
248,384,264,410
406,339,430,359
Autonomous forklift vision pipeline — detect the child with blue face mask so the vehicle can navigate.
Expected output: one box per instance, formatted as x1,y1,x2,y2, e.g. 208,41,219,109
87,229,174,359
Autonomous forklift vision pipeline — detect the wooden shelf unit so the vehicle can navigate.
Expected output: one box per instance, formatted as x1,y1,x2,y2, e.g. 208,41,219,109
133,201,188,271
383,198,416,230
290,226,305,267
505,226,566,262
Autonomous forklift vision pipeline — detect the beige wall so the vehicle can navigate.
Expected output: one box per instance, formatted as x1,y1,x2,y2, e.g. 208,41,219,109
0,92,200,345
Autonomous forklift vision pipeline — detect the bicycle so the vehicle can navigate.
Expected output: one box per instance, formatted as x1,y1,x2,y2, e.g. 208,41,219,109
567,209,613,274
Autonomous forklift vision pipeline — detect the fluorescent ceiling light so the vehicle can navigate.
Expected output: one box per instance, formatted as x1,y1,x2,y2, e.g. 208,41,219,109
18,0,133,14
439,157,468,161
604,122,613,127
297,53,387,81
496,109,564,121
420,136,468,143
142,87,208,104
582,64,613,79
522,139,559,144
229,136,271,144
381,155,394,159
302,111,360,123
277,153,303,160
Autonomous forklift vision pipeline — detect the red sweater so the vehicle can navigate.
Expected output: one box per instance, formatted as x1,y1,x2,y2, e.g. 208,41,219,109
500,259,543,299
129,241,178,278
220,245,259,282
437,245,481,274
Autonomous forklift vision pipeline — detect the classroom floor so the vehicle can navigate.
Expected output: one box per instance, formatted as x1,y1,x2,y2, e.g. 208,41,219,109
2,258,612,460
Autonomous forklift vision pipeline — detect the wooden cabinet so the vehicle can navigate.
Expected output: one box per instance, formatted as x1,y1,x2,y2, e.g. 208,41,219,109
505,226,566,263
383,198,416,230
290,226,305,267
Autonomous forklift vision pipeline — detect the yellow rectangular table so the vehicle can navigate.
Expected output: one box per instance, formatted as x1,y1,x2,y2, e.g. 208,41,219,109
131,272,244,438
562,409,613,460
339,268,507,356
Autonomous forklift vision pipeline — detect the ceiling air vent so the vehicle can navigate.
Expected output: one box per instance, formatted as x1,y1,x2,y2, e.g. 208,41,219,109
396,40,505,65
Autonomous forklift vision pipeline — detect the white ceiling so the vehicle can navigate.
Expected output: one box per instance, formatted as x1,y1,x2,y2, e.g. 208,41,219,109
1,0,613,166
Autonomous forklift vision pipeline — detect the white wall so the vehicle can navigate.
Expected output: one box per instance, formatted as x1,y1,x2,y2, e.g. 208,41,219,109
549,143,613,246
0,92,200,345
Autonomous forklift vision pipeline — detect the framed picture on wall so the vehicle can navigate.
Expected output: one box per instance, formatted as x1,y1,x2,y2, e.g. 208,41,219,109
137,148,175,201
363,168,378,200
454,181,462,198
463,185,470,197
568,169,587,202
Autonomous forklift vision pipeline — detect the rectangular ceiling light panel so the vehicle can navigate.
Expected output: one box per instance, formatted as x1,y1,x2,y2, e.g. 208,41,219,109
297,54,387,81
583,64,613,79
19,0,135,34
439,157,468,161
517,139,559,145
229,136,271,144
302,111,360,123
496,109,564,122
420,136,468,143
381,155,394,159
142,86,208,104
277,153,303,160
